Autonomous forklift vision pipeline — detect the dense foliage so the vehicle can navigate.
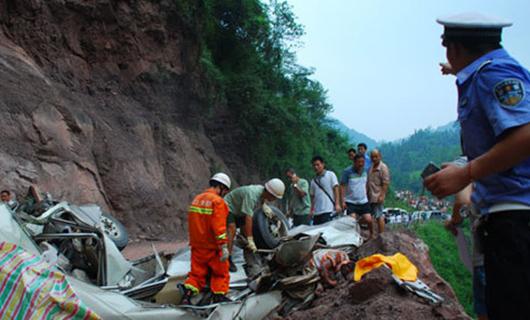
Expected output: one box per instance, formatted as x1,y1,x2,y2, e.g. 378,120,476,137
379,127,461,192
176,0,351,178
413,221,474,317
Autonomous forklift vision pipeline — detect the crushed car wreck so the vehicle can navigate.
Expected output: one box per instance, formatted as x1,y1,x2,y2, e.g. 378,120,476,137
1,187,364,318
163,215,367,316
1,201,285,319
1,187,458,319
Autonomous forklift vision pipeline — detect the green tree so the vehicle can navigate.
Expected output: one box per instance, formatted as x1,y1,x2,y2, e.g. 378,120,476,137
379,127,461,192
176,0,351,179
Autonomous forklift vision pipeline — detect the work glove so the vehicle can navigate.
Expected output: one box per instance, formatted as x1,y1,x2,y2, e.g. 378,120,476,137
246,236,258,253
262,203,274,219
220,244,229,262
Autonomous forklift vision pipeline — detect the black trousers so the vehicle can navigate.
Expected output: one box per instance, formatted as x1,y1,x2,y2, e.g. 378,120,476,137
482,210,530,320
313,212,332,225
292,215,312,226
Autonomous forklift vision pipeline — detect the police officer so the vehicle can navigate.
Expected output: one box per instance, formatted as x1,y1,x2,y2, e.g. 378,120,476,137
425,13,530,320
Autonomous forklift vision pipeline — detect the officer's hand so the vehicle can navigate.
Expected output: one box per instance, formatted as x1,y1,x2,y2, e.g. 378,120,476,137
424,164,470,199
220,244,229,262
439,62,455,75
262,203,274,219
334,203,342,214
246,236,258,252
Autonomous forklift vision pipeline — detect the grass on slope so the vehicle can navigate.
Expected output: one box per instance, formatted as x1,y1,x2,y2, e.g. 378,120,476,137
412,221,474,318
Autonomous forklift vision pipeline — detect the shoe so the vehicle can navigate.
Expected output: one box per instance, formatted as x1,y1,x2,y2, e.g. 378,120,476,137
229,256,237,272
212,294,231,304
177,283,193,305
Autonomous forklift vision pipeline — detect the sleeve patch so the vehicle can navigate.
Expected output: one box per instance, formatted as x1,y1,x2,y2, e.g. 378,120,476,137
493,78,526,107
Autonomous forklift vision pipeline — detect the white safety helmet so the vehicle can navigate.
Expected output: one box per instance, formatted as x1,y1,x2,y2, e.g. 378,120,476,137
210,173,231,189
265,178,285,199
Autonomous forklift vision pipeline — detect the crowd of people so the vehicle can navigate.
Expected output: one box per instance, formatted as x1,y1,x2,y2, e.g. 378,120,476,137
395,189,450,212
283,143,390,241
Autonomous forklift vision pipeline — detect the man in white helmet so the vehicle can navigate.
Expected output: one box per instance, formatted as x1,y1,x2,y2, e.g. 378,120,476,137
178,173,232,304
224,178,285,272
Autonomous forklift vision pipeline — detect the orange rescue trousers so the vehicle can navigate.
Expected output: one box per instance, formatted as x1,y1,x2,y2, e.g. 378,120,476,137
184,247,229,295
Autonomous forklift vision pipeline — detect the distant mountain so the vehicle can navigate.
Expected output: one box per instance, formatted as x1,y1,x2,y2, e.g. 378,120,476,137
327,117,378,149
326,118,462,192
434,121,459,133
379,123,461,193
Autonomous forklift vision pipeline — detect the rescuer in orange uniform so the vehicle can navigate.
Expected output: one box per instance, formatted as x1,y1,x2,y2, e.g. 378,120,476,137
178,173,232,304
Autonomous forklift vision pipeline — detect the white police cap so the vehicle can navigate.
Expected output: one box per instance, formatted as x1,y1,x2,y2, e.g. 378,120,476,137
437,12,512,29
437,12,512,42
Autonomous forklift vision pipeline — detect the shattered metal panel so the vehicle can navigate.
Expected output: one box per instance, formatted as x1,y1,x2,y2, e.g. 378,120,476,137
167,246,249,286
288,217,363,248
0,205,40,255
207,291,281,320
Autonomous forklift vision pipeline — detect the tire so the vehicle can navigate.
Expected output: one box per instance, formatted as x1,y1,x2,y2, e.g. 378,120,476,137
100,213,129,250
253,205,289,249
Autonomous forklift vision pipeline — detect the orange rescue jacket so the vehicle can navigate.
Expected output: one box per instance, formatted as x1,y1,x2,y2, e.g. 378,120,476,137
188,188,229,249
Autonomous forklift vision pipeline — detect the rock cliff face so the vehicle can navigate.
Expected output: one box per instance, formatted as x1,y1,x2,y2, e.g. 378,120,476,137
0,0,257,239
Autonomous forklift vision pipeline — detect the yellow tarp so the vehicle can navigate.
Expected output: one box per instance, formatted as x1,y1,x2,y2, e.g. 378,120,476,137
354,253,418,282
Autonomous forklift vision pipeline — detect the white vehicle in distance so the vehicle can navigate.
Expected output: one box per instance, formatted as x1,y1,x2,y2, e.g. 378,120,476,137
383,208,409,225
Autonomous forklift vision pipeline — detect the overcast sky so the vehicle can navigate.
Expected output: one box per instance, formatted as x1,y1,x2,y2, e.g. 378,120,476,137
287,0,530,141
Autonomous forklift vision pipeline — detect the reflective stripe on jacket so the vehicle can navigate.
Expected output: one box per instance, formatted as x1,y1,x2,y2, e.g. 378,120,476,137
188,188,229,249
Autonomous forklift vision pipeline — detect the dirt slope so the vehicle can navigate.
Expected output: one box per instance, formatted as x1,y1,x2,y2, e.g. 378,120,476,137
0,0,257,239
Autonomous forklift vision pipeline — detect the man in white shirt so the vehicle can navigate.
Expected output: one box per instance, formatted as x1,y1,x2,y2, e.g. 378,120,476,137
310,156,341,225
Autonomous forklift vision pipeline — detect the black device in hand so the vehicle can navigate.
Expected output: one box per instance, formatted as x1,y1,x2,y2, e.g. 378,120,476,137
421,162,440,179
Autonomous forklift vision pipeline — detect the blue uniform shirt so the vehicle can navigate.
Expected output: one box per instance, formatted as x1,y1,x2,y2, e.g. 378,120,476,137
364,154,372,172
456,48,530,213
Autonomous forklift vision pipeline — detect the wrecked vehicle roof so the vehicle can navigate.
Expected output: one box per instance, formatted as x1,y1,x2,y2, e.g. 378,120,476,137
1,201,465,319
0,204,282,319
288,216,363,248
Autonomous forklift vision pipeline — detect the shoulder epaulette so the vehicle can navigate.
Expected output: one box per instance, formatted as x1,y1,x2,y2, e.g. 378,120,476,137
477,60,492,73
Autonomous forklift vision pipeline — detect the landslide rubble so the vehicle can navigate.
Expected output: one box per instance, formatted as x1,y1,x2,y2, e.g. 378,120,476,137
0,0,257,239
279,231,470,320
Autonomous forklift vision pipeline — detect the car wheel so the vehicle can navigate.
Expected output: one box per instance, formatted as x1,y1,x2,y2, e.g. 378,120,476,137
100,213,129,250
253,205,289,249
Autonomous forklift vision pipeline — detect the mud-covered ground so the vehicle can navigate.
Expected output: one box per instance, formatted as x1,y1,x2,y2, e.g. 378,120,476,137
276,231,471,320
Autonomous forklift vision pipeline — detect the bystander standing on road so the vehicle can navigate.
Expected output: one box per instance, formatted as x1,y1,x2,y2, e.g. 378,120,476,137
285,168,311,226
310,156,341,225
447,187,488,320
367,149,390,235
1,190,17,209
425,13,530,319
445,157,487,320
347,148,356,162
357,143,371,172
341,154,373,239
